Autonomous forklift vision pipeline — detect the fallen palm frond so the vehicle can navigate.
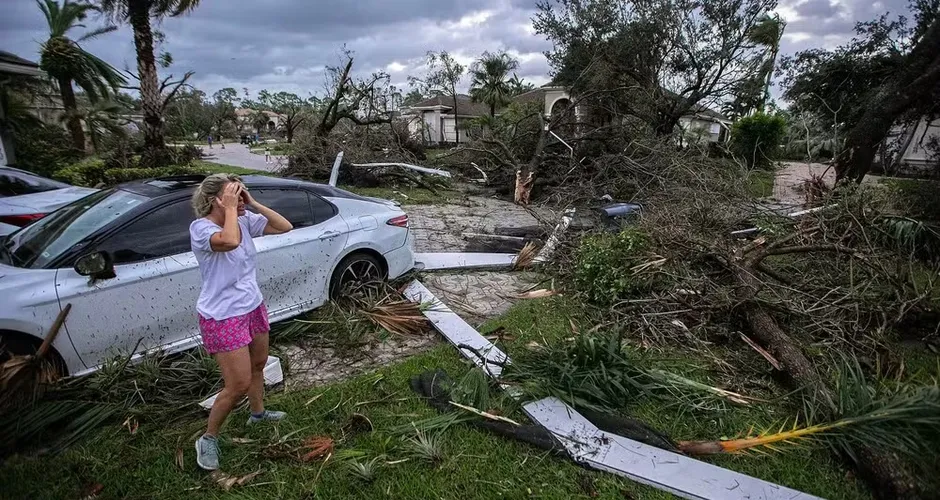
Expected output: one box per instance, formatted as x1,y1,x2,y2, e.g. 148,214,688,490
0,399,122,453
359,298,428,336
0,304,71,407
678,358,940,459
209,469,262,491
448,401,521,426
500,332,741,413
514,241,539,269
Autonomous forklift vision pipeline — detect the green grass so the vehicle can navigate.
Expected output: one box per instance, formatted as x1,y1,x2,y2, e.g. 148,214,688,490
1,295,873,500
747,169,776,199
345,186,458,205
0,344,664,500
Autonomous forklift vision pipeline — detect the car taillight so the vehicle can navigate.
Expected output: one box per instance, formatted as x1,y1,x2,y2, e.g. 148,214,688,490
0,213,46,227
386,215,409,228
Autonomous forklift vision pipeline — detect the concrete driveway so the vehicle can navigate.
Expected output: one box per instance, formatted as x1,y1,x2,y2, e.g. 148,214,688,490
199,143,287,172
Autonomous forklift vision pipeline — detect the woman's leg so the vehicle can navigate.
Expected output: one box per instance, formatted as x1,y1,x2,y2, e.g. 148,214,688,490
246,333,269,414
207,346,252,436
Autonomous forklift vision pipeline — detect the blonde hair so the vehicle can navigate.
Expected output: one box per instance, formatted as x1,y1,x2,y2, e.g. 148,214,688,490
192,173,242,217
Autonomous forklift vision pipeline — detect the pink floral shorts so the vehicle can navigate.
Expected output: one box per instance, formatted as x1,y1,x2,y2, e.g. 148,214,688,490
198,303,270,354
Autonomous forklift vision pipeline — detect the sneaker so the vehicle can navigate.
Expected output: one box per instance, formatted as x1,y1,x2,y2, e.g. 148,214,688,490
195,434,220,470
247,409,286,425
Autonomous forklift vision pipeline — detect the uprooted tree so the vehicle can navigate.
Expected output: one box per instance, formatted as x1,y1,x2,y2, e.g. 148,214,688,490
781,5,940,181
533,0,777,136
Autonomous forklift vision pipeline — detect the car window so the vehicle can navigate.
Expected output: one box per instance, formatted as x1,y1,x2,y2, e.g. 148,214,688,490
95,200,193,264
0,169,70,197
310,194,336,224
3,189,147,268
249,189,314,228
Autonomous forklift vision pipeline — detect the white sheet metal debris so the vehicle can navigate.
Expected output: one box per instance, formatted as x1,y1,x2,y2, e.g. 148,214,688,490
404,279,821,500
199,356,283,409
402,281,508,377
535,209,575,263
414,252,517,271
351,162,452,179
328,151,345,187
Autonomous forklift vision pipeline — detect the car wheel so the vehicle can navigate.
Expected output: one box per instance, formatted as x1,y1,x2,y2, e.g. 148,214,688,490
0,331,67,377
329,253,385,299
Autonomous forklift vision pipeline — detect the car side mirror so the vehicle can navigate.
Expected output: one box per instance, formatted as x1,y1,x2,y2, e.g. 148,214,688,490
75,251,116,280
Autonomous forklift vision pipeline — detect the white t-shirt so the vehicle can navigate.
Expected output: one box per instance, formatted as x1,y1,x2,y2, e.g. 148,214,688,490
190,211,268,320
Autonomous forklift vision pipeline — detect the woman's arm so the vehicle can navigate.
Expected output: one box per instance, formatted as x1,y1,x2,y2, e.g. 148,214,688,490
244,189,293,235
210,183,243,252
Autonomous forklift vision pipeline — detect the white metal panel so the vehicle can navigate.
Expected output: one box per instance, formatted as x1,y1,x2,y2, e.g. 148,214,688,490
414,252,517,271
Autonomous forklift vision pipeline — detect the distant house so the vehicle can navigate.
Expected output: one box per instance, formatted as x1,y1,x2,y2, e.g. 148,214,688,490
403,94,489,145
403,84,732,146
883,117,940,176
235,108,286,135
0,51,44,166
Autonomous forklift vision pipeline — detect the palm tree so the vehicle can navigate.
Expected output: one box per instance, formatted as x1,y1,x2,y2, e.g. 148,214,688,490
77,99,128,153
469,51,519,117
746,14,786,113
98,0,200,156
37,0,125,152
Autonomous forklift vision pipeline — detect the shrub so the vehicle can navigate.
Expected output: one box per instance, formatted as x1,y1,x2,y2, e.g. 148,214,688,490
10,123,83,177
574,228,657,305
53,157,108,187
730,113,787,170
55,159,201,188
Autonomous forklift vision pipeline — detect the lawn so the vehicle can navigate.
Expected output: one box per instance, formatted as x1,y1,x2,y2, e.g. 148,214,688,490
191,160,267,177
747,168,776,198
2,295,872,500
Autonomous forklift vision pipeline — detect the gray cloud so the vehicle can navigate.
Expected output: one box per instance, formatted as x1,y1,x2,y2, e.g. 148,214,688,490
0,0,921,100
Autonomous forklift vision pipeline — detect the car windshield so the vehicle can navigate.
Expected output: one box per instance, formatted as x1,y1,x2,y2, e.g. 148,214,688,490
0,168,70,197
1,189,147,269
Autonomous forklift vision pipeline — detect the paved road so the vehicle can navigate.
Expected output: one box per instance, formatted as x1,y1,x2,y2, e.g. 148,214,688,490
198,143,287,173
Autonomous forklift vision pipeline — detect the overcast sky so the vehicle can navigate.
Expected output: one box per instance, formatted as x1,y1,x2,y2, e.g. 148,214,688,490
0,0,915,102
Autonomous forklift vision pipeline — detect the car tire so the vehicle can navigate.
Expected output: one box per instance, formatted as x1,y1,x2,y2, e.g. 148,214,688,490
329,253,385,299
0,331,67,377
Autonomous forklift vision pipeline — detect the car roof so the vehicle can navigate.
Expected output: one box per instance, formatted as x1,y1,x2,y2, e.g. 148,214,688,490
115,174,377,203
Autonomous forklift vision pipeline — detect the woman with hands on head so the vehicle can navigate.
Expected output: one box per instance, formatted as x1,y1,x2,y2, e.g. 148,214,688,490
188,174,293,471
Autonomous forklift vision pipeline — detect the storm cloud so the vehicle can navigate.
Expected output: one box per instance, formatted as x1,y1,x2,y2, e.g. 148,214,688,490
0,0,921,100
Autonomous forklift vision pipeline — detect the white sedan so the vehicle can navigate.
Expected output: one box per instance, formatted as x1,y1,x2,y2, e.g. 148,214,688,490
0,166,98,235
0,174,414,376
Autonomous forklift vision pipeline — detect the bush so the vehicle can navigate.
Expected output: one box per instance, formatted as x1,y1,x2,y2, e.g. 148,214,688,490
10,123,83,177
574,228,657,305
54,159,201,187
730,113,787,170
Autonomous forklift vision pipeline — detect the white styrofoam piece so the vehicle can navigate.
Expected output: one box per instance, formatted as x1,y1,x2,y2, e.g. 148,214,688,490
199,356,283,409
523,398,822,500
404,280,820,500
414,252,517,271
401,280,508,377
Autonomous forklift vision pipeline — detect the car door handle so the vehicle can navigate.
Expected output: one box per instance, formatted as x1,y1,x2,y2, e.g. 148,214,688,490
319,231,340,240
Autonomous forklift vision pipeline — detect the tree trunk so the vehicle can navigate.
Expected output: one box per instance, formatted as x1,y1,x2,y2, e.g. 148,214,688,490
732,257,923,499
57,76,85,152
514,115,548,205
129,2,166,161
286,122,293,143
835,18,940,182
452,93,460,145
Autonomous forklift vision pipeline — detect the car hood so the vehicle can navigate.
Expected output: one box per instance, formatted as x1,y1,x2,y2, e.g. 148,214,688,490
0,262,50,287
0,186,98,215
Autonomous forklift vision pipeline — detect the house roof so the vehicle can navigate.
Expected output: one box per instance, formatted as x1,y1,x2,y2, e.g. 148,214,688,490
408,94,490,117
235,108,284,119
690,103,730,122
0,50,43,77
512,88,547,105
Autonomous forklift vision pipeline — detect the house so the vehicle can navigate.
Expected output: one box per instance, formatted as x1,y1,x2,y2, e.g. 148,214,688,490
404,84,732,146
678,104,733,144
234,108,286,135
403,94,490,144
0,51,44,166
883,117,940,176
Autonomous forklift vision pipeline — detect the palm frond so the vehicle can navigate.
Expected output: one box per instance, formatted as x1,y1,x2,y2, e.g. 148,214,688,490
77,24,118,42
